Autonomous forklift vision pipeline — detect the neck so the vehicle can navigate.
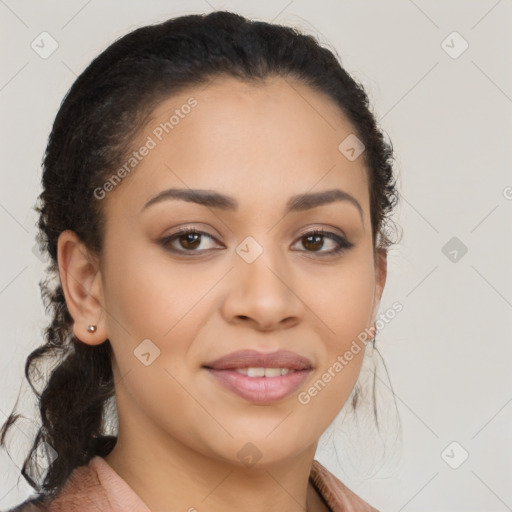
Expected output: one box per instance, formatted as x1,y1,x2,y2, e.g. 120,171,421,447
104,420,324,512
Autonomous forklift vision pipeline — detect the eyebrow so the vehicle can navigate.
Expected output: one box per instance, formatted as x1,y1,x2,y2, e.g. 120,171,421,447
142,187,363,219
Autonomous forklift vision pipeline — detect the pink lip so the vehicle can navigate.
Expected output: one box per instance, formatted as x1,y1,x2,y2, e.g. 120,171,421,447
204,349,313,371
203,350,313,404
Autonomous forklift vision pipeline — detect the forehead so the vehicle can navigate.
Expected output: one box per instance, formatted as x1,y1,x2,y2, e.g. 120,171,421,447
103,75,370,221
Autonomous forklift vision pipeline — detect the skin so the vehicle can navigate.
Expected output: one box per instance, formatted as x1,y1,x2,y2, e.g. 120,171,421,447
58,75,387,512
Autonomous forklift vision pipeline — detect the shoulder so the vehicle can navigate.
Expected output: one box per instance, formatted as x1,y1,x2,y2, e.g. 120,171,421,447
4,494,52,512
6,458,108,512
310,459,380,512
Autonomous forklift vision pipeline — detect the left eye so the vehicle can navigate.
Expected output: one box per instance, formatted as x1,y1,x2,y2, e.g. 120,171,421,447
291,229,353,256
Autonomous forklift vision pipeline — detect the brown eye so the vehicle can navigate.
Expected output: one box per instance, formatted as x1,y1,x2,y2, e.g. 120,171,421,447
160,227,353,257
293,229,354,256
302,234,324,251
178,232,201,250
160,228,222,254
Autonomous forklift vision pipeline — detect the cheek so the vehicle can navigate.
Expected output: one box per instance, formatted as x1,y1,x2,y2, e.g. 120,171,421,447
309,255,376,345
304,254,375,404
102,238,205,341
101,239,218,405
297,274,373,429
100,243,209,443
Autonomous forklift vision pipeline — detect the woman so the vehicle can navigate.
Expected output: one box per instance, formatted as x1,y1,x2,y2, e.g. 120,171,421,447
1,10,398,511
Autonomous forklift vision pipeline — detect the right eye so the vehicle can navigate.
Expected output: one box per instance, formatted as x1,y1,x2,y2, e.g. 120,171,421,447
159,227,224,254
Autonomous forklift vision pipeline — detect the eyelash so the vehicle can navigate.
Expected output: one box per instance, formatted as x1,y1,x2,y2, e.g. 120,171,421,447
159,227,354,257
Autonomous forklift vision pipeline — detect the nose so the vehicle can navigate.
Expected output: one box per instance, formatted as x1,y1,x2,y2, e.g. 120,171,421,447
220,250,304,331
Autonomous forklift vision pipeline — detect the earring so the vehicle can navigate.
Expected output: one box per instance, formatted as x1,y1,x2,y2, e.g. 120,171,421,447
87,325,97,333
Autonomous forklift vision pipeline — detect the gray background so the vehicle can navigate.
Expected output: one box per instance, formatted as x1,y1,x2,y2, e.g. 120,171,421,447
1,1,511,510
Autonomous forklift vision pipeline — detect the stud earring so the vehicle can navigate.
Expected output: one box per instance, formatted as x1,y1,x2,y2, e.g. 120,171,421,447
87,325,97,333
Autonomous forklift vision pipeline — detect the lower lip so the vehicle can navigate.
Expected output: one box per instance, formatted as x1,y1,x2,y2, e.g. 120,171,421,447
205,368,312,404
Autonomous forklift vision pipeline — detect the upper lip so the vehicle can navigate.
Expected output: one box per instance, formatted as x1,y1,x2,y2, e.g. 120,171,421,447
203,349,313,371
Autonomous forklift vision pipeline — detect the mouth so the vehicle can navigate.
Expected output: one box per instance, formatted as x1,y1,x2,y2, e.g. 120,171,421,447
202,349,313,404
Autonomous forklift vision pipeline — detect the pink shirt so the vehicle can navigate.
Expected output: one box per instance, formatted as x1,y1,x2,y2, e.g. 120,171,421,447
9,456,379,511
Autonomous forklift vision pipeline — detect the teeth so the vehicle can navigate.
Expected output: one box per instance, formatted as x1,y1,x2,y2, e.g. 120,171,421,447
247,367,265,377
235,367,293,377
264,367,283,378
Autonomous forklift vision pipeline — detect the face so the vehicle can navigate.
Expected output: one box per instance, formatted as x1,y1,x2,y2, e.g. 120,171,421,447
91,76,386,467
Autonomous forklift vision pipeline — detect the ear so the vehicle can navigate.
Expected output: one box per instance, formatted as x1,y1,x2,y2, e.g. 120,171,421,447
369,247,388,328
57,230,106,345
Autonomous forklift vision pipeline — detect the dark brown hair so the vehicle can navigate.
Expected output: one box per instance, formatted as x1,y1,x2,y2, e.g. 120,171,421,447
1,9,399,500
